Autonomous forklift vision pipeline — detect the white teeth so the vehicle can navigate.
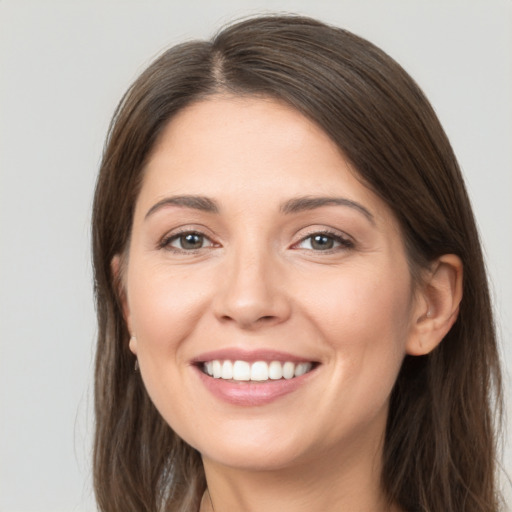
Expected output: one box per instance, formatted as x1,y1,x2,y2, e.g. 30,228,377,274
232,360,251,381
203,360,313,381
212,360,222,379
294,363,310,377
250,361,269,381
268,361,283,380
282,361,295,379
221,360,233,379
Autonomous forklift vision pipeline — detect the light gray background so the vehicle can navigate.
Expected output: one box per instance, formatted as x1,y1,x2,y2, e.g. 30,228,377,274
0,1,510,510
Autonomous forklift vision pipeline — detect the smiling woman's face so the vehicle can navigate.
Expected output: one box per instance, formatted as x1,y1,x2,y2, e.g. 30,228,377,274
119,96,423,473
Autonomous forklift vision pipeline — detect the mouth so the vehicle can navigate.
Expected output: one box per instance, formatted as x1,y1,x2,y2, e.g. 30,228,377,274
199,359,316,382
192,349,320,405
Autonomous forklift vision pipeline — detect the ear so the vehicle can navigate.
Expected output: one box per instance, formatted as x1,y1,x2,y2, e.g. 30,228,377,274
111,255,137,355
406,254,463,356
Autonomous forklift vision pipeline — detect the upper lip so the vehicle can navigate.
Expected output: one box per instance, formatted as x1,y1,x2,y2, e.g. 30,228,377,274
191,348,318,364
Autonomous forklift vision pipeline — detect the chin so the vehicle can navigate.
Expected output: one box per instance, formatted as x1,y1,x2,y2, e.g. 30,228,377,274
200,442,307,472
183,419,326,473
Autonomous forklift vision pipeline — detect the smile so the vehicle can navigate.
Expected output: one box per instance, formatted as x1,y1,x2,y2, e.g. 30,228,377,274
202,360,314,381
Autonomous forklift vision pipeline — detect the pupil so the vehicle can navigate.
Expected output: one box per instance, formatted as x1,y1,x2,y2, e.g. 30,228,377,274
181,233,203,249
312,235,333,250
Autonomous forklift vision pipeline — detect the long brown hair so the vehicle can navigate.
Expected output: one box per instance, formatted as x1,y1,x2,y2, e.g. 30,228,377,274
91,15,503,511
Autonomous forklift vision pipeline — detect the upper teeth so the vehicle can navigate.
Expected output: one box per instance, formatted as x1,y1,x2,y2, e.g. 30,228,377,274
203,360,313,381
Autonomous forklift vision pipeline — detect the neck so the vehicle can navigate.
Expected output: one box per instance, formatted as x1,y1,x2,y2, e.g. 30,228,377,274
200,436,401,512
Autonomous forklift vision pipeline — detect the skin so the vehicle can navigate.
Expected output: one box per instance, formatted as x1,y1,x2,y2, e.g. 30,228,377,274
117,95,462,512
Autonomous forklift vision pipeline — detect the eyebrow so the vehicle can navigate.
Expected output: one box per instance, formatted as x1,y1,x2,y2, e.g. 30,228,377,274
144,194,374,224
145,195,219,219
280,196,375,223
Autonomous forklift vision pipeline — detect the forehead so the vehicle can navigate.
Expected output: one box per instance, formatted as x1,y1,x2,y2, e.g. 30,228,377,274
138,95,395,225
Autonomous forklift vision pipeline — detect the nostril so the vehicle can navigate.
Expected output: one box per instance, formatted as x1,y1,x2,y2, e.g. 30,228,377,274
220,314,276,323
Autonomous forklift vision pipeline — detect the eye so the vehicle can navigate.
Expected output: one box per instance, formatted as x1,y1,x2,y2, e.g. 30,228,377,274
295,232,353,251
162,231,215,251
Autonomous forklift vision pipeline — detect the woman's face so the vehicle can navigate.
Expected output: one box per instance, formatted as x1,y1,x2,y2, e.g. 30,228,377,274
120,96,423,472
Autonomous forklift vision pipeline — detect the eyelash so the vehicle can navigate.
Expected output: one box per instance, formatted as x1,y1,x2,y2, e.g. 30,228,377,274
158,229,354,254
292,230,354,252
159,230,216,253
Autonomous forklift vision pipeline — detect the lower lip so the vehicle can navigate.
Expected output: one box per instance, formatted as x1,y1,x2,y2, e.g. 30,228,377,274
194,366,317,406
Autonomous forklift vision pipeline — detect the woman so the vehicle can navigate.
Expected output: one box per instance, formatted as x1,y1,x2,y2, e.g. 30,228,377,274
91,15,503,512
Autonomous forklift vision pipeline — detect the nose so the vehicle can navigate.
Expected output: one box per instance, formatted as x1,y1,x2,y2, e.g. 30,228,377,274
212,246,292,330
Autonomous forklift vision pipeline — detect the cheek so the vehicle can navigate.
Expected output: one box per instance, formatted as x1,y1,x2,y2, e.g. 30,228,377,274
126,261,210,357
299,265,412,399
302,263,413,340
125,263,210,431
